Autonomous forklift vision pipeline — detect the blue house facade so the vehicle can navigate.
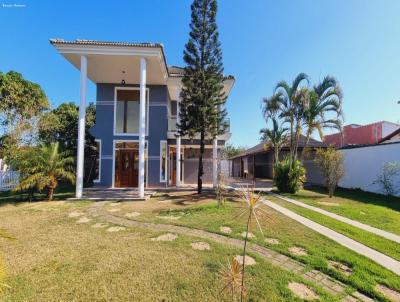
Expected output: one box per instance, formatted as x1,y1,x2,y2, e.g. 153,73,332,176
50,39,234,195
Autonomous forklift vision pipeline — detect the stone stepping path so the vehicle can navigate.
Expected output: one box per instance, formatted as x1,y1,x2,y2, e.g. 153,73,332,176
125,212,141,218
106,226,126,232
156,215,181,220
265,238,280,245
240,231,255,239
107,208,121,213
191,242,210,250
234,255,256,266
151,233,177,241
68,211,84,218
220,226,232,234
376,284,400,302
289,246,308,257
76,217,92,224
328,260,352,276
288,282,319,300
87,201,375,301
92,222,108,228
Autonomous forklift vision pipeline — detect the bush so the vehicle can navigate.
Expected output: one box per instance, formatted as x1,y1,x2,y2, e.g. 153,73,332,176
274,157,306,193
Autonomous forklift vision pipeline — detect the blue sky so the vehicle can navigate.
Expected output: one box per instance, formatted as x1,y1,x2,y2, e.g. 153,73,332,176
1,0,399,147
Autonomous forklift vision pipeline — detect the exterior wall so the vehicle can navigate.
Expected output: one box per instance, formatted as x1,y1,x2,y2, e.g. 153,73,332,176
381,132,400,144
324,122,399,147
90,83,168,187
338,143,400,196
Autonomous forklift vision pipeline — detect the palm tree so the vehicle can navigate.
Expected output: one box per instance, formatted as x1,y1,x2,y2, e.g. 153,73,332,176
15,142,75,201
302,76,343,160
263,73,310,161
260,117,288,167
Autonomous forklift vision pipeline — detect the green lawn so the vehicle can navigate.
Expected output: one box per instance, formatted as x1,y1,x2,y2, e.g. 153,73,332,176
112,193,400,301
280,186,400,235
268,195,400,262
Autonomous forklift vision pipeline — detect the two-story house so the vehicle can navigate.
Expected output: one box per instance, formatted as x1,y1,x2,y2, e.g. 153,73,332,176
50,39,234,198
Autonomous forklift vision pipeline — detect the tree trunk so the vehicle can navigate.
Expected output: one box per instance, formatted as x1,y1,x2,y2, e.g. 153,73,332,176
301,130,311,162
47,186,54,201
197,130,205,194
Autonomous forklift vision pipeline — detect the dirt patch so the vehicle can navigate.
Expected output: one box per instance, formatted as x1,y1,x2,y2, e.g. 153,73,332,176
234,255,256,266
92,223,108,228
191,242,210,251
106,226,126,232
318,202,340,207
288,282,319,300
151,233,178,242
109,203,120,207
220,226,232,234
76,217,92,224
240,231,255,239
68,211,84,218
125,212,141,218
289,246,308,256
376,284,400,302
156,215,181,220
265,238,280,245
328,260,352,276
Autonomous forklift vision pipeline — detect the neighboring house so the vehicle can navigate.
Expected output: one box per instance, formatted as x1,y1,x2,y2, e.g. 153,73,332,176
50,39,234,198
379,128,400,144
229,135,326,184
324,121,399,148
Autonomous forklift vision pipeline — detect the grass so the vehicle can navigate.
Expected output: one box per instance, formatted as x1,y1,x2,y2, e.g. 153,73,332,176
0,197,337,301
268,195,400,261
281,186,400,235
111,192,400,301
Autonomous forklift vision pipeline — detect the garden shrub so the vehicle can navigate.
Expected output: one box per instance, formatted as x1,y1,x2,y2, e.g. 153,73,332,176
274,157,306,193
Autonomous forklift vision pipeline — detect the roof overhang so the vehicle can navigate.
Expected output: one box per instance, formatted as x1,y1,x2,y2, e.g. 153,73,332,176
50,39,168,85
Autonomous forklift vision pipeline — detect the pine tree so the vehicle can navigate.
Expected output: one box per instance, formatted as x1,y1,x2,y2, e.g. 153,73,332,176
179,0,227,193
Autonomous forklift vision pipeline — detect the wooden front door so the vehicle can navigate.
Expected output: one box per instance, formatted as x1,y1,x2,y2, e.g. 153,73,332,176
116,149,138,187
170,149,177,186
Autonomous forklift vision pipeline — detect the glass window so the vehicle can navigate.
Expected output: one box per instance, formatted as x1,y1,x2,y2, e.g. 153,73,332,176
93,140,101,182
160,141,167,182
115,89,147,134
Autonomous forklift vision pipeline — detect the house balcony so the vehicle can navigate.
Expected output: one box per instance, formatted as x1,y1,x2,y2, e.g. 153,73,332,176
167,117,231,141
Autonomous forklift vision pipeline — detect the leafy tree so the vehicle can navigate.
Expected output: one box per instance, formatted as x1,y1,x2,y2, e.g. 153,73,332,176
314,147,345,197
0,71,49,151
274,157,306,193
263,73,309,161
302,76,343,159
13,143,75,201
260,117,288,165
179,0,227,193
223,143,246,159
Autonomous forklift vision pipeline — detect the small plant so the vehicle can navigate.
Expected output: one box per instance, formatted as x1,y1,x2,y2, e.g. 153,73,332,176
314,147,344,197
373,162,400,196
219,257,245,301
274,157,306,193
234,186,265,301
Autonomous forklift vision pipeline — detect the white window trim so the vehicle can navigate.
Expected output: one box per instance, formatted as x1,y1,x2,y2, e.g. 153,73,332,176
160,140,167,182
93,139,101,183
113,86,150,136
112,139,149,189
168,145,184,186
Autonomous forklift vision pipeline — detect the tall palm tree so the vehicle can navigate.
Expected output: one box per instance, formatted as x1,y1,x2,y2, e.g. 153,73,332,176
15,142,75,201
302,76,343,160
260,117,288,166
263,73,310,161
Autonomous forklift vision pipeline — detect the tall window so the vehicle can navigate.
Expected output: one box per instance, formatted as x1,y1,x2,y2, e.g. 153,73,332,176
115,89,148,134
93,140,101,183
160,141,167,182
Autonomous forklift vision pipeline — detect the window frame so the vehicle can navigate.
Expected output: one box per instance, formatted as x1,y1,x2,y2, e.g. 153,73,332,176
113,87,150,136
160,140,167,182
93,139,101,183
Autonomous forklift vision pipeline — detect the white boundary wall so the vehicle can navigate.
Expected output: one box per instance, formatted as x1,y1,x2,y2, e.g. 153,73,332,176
339,143,400,196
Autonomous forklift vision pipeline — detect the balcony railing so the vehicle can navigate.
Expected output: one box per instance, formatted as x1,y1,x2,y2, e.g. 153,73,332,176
168,117,230,134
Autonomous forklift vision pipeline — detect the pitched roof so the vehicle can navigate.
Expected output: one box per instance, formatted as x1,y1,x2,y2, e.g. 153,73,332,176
49,39,163,48
379,127,400,143
230,135,326,159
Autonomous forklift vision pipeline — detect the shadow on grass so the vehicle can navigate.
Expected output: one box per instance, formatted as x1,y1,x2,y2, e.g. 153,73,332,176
0,183,75,206
289,185,400,212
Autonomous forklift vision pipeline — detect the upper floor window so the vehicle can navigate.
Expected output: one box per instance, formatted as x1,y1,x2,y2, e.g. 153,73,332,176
115,88,148,134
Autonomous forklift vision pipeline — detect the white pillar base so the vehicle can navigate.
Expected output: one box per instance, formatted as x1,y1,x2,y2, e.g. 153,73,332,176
212,138,218,188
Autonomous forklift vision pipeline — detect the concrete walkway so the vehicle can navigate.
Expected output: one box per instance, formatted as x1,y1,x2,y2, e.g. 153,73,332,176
271,193,400,244
262,198,400,276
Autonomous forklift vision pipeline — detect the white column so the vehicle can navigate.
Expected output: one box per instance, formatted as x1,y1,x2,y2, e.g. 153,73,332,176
75,55,87,198
138,58,147,198
212,138,218,188
176,87,181,187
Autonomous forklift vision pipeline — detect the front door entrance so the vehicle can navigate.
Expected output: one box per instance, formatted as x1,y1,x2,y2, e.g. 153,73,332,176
169,147,183,186
115,148,138,188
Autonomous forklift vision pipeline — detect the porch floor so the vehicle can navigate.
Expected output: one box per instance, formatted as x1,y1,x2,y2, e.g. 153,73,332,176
69,187,156,201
